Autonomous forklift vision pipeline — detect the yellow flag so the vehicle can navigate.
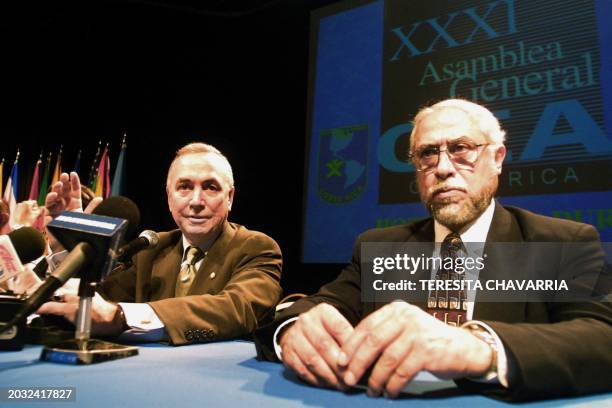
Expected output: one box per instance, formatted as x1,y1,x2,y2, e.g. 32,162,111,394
51,148,62,185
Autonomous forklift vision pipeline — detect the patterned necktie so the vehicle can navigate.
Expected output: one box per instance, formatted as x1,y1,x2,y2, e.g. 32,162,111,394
175,246,204,297
427,232,468,326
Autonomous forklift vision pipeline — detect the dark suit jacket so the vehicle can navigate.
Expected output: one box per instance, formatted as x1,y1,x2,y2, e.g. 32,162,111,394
254,202,612,401
99,221,282,345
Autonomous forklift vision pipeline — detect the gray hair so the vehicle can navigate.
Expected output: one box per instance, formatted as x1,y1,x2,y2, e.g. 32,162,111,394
167,142,234,188
409,99,506,153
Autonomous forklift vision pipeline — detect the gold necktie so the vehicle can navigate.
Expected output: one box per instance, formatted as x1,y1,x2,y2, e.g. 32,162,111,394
175,246,204,297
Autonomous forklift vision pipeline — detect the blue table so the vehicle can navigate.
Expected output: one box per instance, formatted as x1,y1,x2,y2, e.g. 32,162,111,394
1,341,610,407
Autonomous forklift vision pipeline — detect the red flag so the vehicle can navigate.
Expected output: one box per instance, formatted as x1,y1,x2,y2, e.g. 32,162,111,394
51,146,63,185
94,144,111,198
28,155,42,200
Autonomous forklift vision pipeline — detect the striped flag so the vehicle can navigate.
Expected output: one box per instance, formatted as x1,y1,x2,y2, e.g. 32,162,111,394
88,141,102,187
3,151,19,214
28,154,42,200
51,146,63,185
37,152,52,206
103,152,111,198
94,144,111,198
110,134,127,196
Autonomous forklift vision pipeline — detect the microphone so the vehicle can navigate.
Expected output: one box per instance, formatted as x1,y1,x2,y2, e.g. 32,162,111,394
2,197,139,327
3,242,96,332
93,196,141,242
1,212,127,333
8,227,47,264
1,198,140,348
0,227,45,349
46,211,128,283
26,196,140,280
115,230,159,262
0,227,47,285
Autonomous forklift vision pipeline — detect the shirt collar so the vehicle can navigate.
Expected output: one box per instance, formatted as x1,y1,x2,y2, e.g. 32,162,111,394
434,199,496,244
181,235,210,261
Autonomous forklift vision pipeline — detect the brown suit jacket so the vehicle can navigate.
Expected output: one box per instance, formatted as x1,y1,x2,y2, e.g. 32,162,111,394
254,202,612,401
99,221,282,345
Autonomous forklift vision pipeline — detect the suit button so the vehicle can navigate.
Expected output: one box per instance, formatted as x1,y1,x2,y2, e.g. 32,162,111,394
185,329,194,341
209,272,216,279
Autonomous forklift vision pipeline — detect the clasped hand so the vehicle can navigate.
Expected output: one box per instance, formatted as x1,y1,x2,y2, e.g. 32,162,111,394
279,302,492,398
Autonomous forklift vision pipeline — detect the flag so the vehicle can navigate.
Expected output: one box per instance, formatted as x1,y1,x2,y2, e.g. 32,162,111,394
51,146,63,185
37,152,52,206
88,140,102,187
94,144,111,198
110,135,127,196
91,173,98,193
28,154,42,200
3,151,19,214
103,152,111,199
73,149,82,174
0,158,4,198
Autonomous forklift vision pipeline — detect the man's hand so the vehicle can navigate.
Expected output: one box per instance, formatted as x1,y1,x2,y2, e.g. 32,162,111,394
11,200,46,231
45,172,83,218
37,292,126,337
338,302,493,398
84,197,103,214
279,303,354,390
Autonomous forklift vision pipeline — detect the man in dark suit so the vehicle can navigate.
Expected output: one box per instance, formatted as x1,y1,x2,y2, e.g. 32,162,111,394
40,143,282,345
254,99,612,400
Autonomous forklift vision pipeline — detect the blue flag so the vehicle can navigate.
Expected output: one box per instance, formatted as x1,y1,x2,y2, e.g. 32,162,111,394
111,137,127,196
3,159,19,213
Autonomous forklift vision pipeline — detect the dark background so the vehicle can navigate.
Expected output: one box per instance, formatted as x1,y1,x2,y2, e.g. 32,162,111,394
0,0,344,294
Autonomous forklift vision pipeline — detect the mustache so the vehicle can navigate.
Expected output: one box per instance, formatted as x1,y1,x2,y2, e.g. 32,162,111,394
430,184,467,195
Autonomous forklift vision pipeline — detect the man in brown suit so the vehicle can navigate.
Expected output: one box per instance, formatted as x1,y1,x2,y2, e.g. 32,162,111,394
40,143,282,345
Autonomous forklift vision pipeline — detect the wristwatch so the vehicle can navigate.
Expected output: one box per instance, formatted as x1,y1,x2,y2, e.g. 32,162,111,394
466,323,498,379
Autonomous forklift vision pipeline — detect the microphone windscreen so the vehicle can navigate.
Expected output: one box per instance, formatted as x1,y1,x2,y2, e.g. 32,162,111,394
93,196,141,241
8,226,47,264
140,230,160,247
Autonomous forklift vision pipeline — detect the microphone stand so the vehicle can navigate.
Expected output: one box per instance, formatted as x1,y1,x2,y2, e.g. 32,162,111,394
75,280,95,343
40,276,138,365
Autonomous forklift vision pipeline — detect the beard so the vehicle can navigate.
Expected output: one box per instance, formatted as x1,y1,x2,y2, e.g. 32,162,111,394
421,179,497,231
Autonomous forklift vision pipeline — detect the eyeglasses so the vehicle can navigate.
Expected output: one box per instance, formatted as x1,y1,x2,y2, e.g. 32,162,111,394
408,140,490,172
